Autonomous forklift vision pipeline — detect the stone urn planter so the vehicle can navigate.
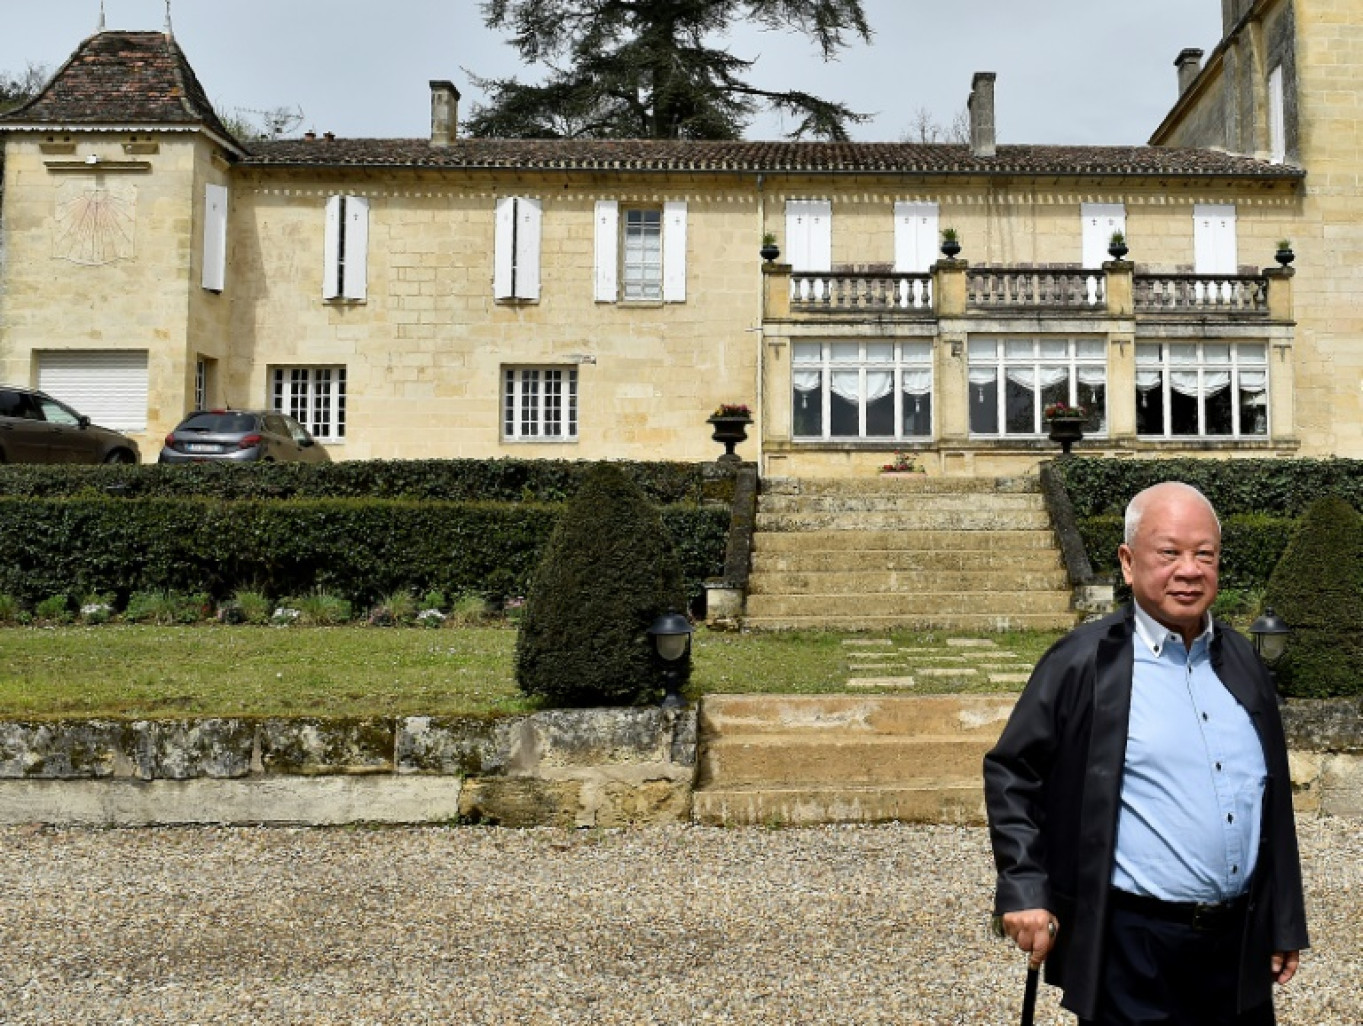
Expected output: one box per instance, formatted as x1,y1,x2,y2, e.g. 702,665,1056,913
707,409,752,462
1046,416,1086,456
1276,242,1295,267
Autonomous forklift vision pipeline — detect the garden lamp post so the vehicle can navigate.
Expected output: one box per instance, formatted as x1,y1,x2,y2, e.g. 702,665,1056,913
647,612,694,710
1249,607,1290,700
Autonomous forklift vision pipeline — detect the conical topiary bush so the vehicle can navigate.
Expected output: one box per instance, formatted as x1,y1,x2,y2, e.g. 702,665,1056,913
515,463,688,706
1263,493,1363,698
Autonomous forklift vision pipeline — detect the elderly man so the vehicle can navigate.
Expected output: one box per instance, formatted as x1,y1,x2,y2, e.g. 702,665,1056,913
984,481,1308,1025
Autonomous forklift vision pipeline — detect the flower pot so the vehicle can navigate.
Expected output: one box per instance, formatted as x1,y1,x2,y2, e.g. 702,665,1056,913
707,415,752,462
940,239,961,259
760,242,780,263
1046,416,1085,456
1108,242,1129,261
1275,247,1295,267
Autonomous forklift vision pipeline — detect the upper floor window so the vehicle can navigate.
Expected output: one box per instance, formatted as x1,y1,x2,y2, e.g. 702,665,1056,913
323,195,369,301
494,196,542,301
968,338,1107,437
202,184,228,292
504,367,578,441
1136,343,1267,438
594,200,687,303
1193,203,1237,275
272,366,346,442
792,341,932,440
1081,203,1126,270
894,202,939,274
785,200,832,273
1268,65,1286,164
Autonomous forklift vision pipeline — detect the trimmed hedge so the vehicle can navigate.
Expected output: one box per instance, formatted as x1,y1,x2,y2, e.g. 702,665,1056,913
0,497,727,609
0,458,705,505
1054,457,1363,518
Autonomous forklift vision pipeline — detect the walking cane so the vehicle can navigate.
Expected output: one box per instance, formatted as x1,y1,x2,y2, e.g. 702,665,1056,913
1020,961,1040,1026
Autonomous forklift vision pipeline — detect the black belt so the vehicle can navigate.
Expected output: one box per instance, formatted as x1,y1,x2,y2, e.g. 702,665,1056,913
1109,889,1249,932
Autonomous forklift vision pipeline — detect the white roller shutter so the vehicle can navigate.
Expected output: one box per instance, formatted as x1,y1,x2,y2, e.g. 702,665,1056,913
894,201,939,273
663,200,688,302
1081,203,1127,269
785,200,831,273
37,351,149,432
594,200,619,302
202,183,228,292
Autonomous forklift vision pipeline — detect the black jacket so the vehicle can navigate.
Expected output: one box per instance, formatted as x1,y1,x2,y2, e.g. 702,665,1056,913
983,606,1309,1019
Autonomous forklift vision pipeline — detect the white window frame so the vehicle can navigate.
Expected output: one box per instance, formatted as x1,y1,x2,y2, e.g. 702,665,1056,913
202,183,228,292
271,366,346,442
494,196,543,301
503,367,579,442
323,195,369,301
623,208,663,302
967,338,1108,437
1135,342,1269,439
593,199,687,303
1081,203,1126,270
791,341,933,441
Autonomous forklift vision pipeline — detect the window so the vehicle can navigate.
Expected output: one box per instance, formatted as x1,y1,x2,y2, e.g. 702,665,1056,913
792,342,932,440
494,196,542,301
785,200,832,273
1268,65,1286,164
504,367,578,441
323,195,369,301
894,202,939,274
1081,203,1126,270
271,367,346,442
1135,343,1268,438
194,357,217,411
968,339,1107,437
594,200,687,302
202,184,228,292
1194,204,1237,275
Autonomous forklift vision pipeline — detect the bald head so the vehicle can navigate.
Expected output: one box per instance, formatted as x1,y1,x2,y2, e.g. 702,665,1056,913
1124,482,1221,546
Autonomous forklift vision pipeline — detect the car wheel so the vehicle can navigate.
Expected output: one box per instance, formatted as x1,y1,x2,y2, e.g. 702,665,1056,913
103,449,136,465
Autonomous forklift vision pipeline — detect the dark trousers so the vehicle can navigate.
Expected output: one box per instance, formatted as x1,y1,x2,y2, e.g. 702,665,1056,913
1078,900,1276,1026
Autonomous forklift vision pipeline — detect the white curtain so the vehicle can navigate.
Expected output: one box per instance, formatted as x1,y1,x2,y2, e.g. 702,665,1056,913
831,370,860,402
901,370,932,396
968,368,998,386
865,371,894,403
1240,370,1267,406
792,371,821,393
1170,371,1230,398
1135,371,1161,393
1077,367,1107,388
1005,366,1069,390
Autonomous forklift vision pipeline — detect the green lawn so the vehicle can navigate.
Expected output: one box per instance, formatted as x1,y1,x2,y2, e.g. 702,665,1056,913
0,625,1062,720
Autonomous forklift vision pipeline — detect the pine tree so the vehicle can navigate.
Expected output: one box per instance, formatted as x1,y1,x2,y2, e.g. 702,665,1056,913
468,0,871,140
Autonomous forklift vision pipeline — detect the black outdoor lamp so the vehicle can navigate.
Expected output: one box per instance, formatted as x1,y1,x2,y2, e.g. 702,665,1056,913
647,612,694,710
1249,606,1291,699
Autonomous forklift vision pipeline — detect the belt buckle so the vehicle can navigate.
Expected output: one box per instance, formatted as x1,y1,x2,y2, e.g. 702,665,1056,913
1190,901,1224,931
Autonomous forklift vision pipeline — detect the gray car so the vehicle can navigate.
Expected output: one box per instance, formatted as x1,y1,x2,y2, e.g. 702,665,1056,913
0,385,141,464
158,409,330,463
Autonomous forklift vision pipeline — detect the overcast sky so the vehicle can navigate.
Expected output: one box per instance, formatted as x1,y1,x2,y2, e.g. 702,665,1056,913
2,1,1226,145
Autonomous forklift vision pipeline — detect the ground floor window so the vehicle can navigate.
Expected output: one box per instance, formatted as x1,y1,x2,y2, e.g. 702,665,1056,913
1136,343,1267,437
792,341,932,439
271,366,346,442
968,338,1106,436
504,367,578,440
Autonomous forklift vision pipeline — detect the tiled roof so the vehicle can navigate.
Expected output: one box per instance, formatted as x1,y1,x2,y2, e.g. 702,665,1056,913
0,31,238,146
240,138,1303,180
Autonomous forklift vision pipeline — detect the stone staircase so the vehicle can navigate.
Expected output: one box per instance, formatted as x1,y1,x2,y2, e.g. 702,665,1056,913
743,475,1078,631
691,693,1017,827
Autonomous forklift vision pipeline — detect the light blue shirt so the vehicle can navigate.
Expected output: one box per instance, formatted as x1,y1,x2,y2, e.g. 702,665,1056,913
1111,603,1267,903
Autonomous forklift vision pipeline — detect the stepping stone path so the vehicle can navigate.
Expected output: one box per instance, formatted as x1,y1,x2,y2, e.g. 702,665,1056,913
844,636,1036,690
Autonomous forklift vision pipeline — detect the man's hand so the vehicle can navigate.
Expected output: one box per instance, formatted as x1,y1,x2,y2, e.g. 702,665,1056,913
1272,950,1300,986
1001,909,1058,968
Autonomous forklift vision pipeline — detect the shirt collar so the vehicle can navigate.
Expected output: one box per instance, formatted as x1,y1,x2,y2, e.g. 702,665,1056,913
1132,601,1214,657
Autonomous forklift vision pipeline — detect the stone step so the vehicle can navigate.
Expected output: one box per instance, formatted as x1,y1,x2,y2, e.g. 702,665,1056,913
744,591,1074,618
758,493,1046,515
751,549,1063,574
756,509,1055,532
700,735,995,786
699,694,1018,739
762,476,1039,496
752,529,1061,553
691,783,988,827
742,612,1077,631
747,568,1071,595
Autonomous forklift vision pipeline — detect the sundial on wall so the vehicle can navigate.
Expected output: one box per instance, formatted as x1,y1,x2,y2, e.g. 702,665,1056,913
53,181,137,265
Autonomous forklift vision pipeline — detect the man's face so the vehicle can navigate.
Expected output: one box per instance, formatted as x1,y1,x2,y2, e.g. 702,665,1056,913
1118,491,1220,641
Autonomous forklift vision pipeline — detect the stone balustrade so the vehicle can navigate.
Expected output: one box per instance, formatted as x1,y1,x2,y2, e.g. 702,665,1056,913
790,272,933,313
1133,272,1269,314
967,268,1106,310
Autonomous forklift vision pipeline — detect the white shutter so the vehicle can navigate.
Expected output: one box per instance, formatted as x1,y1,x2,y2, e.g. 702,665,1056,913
322,195,343,300
663,199,687,302
785,200,831,273
1268,66,1286,164
202,183,228,292
342,195,369,300
1194,203,1237,274
594,200,619,302
517,197,543,300
894,201,939,273
1081,203,1127,269
37,350,149,432
494,197,516,300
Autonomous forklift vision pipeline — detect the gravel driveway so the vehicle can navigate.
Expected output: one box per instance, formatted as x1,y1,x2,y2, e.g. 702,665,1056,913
1,818,1357,1025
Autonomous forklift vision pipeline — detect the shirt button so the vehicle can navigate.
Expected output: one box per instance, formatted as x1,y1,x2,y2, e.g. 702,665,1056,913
1216,762,1222,771
1202,712,1209,721
1232,865,1239,874
1227,813,1234,823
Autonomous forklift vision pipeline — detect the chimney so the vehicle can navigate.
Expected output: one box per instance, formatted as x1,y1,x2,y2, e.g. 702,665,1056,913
430,80,461,147
1176,49,1205,94
968,72,996,158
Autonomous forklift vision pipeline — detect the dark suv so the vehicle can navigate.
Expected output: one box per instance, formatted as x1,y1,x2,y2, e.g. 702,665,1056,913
0,385,141,464
159,410,330,463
